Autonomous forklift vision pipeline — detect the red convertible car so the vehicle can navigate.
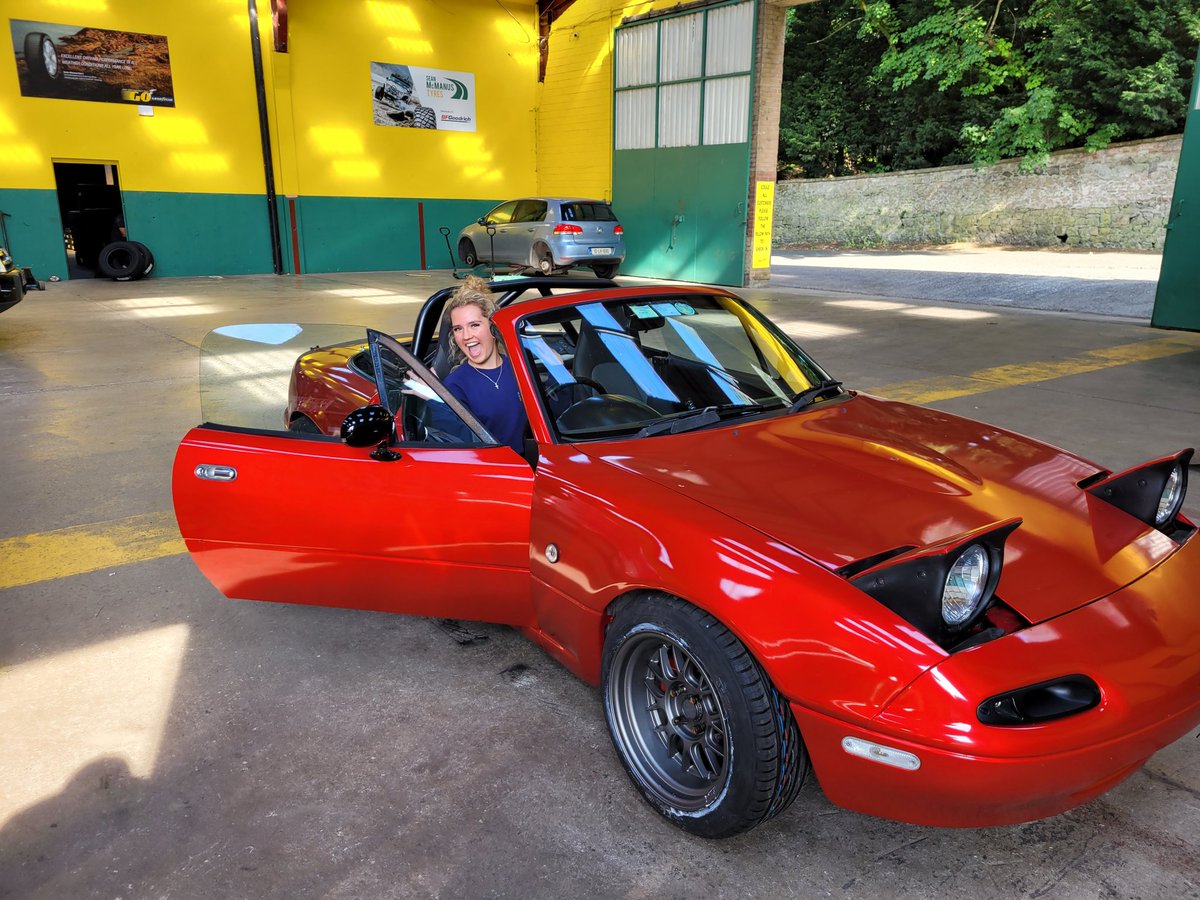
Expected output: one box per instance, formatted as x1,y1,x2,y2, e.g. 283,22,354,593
173,280,1199,838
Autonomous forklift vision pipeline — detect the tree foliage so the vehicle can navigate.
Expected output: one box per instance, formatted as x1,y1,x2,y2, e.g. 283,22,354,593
779,0,1200,177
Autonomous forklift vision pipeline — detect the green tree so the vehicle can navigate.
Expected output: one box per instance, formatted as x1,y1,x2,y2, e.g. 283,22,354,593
779,0,1200,176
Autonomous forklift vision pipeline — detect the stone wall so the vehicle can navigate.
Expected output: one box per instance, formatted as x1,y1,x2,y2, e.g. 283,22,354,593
774,136,1181,250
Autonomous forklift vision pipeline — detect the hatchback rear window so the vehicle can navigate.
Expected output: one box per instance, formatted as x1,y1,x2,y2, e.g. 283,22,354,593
561,203,616,222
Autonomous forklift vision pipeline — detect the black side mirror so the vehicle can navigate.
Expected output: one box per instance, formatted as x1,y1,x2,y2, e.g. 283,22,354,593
477,217,487,226
341,405,394,447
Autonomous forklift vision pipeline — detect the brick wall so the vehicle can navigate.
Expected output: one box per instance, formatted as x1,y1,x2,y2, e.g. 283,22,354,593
774,136,1182,250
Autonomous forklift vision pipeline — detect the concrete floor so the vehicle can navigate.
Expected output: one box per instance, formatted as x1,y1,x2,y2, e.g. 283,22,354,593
1,267,1199,899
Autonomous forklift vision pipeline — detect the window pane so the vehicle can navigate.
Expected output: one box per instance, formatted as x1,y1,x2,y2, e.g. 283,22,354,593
659,13,702,82
563,203,616,222
615,23,657,88
705,2,753,76
615,88,656,150
658,82,700,148
703,75,750,145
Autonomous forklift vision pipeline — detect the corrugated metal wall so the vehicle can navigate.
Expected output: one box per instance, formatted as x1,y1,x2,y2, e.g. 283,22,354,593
614,0,753,151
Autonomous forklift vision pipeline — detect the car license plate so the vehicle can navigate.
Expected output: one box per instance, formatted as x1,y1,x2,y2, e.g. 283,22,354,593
590,247,613,256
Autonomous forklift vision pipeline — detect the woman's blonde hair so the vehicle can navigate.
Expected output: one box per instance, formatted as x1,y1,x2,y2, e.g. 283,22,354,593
443,275,500,366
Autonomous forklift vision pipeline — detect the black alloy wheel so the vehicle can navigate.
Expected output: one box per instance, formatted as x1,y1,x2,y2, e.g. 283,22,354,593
602,594,806,838
459,238,478,267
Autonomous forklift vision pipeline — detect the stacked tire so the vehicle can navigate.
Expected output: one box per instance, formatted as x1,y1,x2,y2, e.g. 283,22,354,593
97,241,155,281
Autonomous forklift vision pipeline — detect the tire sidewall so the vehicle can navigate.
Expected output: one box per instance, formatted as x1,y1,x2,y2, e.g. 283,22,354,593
602,604,766,837
128,241,155,279
98,241,145,280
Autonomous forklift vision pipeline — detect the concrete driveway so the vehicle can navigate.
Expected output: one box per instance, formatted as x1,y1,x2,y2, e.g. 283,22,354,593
770,246,1164,319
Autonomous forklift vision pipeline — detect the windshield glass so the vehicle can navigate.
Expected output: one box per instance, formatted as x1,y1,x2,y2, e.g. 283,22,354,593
518,294,834,441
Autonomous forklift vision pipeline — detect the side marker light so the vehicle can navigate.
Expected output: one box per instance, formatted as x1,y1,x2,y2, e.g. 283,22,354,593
841,736,921,771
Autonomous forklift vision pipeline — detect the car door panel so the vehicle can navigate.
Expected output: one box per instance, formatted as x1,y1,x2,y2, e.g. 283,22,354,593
173,427,535,624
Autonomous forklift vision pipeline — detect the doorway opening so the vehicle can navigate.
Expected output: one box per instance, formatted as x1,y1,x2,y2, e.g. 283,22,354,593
53,161,125,280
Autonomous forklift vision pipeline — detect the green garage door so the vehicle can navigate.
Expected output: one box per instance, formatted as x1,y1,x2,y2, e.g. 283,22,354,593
612,1,755,287
1153,44,1200,332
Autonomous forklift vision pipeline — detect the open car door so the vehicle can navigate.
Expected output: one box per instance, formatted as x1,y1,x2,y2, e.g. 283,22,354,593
172,324,535,625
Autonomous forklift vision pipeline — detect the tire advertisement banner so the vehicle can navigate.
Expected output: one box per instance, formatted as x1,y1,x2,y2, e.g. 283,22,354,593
370,62,475,132
10,19,175,107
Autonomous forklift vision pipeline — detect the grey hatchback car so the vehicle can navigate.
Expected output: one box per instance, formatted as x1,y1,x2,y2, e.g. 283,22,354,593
458,197,625,278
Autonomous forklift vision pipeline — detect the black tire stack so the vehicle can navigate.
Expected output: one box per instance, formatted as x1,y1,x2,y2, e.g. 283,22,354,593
97,241,155,281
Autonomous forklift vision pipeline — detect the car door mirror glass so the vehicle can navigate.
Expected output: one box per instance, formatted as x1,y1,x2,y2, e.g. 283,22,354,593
341,404,393,447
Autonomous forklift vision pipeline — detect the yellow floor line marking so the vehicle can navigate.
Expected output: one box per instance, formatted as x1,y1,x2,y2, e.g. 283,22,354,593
866,337,1200,404
0,511,186,591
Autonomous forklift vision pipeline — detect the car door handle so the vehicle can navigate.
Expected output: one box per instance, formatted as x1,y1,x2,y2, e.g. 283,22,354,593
194,464,237,482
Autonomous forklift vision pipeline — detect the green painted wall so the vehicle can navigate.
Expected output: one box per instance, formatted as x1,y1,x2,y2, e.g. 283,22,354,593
1153,45,1200,331
0,189,68,280
614,143,750,285
122,192,274,277
291,197,498,274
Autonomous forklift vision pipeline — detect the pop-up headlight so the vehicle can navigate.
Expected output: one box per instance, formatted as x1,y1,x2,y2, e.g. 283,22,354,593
844,519,1020,650
1083,449,1192,535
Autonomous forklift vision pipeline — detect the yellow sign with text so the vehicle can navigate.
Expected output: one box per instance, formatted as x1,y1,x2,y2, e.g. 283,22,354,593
752,181,775,269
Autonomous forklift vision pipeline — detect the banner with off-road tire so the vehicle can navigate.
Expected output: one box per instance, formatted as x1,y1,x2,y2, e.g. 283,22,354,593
10,19,175,107
370,62,475,131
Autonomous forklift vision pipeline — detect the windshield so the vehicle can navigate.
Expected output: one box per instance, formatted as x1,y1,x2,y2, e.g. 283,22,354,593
518,294,835,441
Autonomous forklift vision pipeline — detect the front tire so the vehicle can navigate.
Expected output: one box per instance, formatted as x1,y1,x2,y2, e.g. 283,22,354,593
458,238,478,267
602,594,805,838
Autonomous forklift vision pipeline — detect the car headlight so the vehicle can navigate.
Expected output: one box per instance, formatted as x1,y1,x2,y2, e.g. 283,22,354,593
844,520,1019,651
1083,448,1192,534
942,544,989,626
1156,463,1184,526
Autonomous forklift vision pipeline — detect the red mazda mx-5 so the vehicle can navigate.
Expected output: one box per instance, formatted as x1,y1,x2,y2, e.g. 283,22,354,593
173,280,1199,838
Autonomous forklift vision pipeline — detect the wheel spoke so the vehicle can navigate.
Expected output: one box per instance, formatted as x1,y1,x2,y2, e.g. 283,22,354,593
688,741,718,781
656,644,681,681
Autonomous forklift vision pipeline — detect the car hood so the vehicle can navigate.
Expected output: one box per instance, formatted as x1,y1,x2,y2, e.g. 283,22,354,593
581,394,1179,624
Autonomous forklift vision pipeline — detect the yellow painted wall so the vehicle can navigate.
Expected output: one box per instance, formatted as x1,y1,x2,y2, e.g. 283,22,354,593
278,0,539,200
3,0,542,201
2,0,268,193
535,0,679,200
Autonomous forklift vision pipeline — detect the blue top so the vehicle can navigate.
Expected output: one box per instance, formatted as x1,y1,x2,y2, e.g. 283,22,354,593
444,357,527,453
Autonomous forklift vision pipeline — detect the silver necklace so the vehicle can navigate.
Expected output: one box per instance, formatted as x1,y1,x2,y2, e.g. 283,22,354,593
473,357,503,389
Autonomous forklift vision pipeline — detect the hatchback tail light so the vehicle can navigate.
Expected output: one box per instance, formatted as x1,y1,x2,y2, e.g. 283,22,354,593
553,224,583,234
614,225,624,235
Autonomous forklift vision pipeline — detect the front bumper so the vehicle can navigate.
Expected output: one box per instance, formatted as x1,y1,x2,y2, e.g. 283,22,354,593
793,534,1200,827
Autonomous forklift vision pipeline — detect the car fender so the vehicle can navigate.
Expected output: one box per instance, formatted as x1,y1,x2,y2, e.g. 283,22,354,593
527,444,946,724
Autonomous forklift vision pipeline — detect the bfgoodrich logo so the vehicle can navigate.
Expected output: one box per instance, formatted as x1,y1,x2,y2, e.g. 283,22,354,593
441,114,471,122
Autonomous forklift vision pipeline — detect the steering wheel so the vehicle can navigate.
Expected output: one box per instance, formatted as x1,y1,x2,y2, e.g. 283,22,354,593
547,376,607,403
